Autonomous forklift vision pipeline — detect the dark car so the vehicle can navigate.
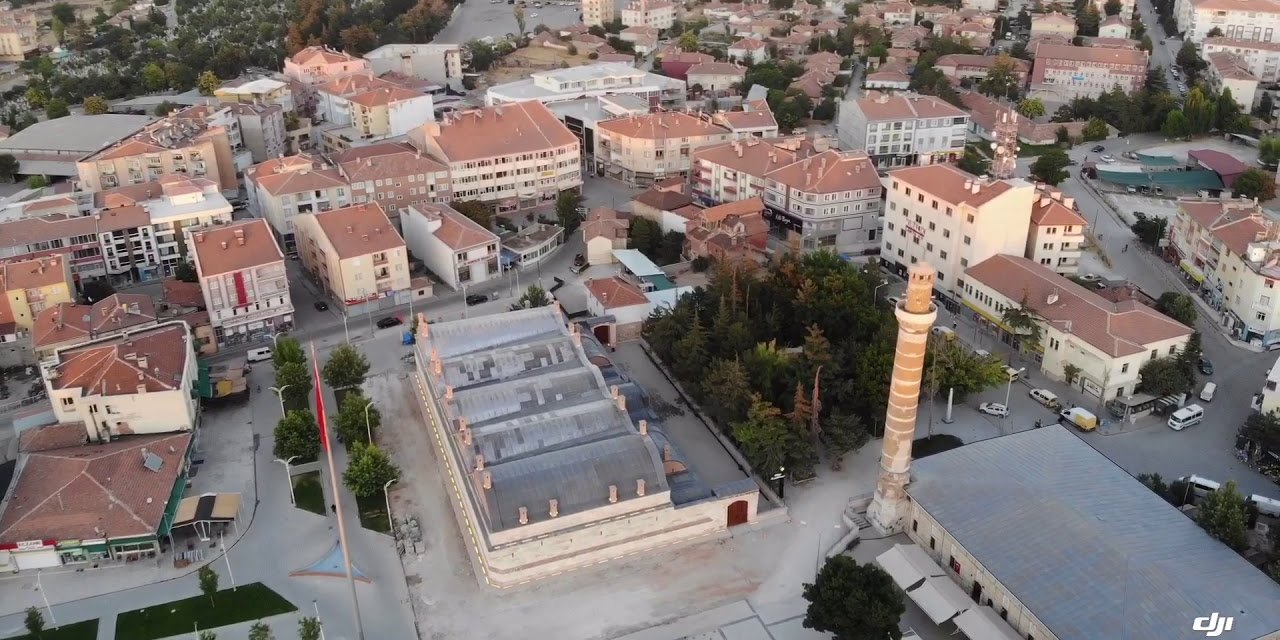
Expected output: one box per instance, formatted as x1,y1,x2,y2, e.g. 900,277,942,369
465,294,489,306
1091,145,1106,152
376,316,403,329
313,300,329,311
1199,358,1214,375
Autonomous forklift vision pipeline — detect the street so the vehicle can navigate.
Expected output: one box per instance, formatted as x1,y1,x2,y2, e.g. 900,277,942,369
433,0,585,44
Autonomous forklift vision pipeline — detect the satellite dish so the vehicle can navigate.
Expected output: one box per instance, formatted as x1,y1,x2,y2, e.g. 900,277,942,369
991,142,999,150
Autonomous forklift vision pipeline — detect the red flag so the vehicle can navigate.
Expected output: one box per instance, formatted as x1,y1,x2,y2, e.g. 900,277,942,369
311,345,330,452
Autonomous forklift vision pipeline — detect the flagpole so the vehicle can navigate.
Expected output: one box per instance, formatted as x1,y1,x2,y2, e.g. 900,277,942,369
311,343,366,640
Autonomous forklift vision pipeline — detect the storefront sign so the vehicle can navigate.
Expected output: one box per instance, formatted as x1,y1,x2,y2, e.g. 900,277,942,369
17,540,47,551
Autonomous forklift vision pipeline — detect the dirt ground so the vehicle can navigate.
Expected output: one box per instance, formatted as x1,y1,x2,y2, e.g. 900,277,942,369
485,45,597,84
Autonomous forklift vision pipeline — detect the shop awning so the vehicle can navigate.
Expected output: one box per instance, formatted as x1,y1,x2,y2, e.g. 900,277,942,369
1179,260,1206,284
908,575,973,625
171,493,242,529
875,544,944,590
954,606,1023,640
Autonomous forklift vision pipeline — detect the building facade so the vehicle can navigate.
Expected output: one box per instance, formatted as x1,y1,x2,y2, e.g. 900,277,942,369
244,155,351,253
188,219,293,346
293,203,412,314
0,256,76,335
596,111,733,185
837,92,970,168
0,11,37,62
77,116,239,197
763,149,883,255
363,44,464,91
1205,51,1260,109
1203,37,1280,82
334,142,452,224
1029,44,1148,101
1026,190,1087,275
622,0,677,28
692,136,813,206
485,63,686,108
583,0,616,26
1178,0,1280,44
401,203,501,290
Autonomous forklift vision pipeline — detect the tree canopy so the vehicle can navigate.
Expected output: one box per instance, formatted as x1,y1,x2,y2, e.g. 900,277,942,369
802,555,906,640
1195,480,1250,551
343,441,401,497
323,345,370,391
1233,168,1277,202
1155,292,1197,327
1029,149,1071,186
274,409,320,462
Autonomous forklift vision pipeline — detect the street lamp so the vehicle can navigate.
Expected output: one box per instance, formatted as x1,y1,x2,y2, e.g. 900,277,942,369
363,400,375,443
771,466,786,501
382,478,396,534
873,280,888,303
1002,367,1026,430
341,311,350,344
268,385,290,418
275,455,299,505
313,600,326,640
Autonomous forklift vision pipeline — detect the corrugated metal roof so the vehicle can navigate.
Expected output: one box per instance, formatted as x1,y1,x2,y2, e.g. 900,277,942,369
908,426,1280,640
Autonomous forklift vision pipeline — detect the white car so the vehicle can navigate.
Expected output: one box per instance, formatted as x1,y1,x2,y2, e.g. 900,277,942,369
1079,273,1102,282
978,402,1010,418
1100,154,1116,163
886,295,903,307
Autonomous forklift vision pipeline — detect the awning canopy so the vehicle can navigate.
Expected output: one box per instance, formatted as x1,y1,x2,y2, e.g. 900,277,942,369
909,575,973,625
172,493,242,529
954,606,1023,640
875,544,945,590
1179,260,1206,284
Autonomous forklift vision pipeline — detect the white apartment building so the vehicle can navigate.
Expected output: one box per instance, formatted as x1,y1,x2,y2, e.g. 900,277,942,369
596,111,733,185
1030,11,1078,38
188,219,293,346
1170,197,1280,347
95,176,234,279
763,149,883,254
1259,356,1280,413
43,321,199,442
485,63,686,108
401,203,501,290
837,92,970,168
1204,37,1280,81
1026,190,1087,275
409,102,582,214
363,44,464,91
963,255,1193,400
314,74,434,152
1206,51,1261,109
880,164,1036,298
214,77,297,112
727,38,770,64
292,202,412,315
583,0,616,26
244,155,351,253
622,0,677,29
691,136,814,205
1178,0,1280,44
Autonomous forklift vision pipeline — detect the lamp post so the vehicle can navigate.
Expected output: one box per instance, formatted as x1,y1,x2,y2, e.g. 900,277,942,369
35,570,55,627
1003,367,1026,431
874,280,888,303
363,400,375,443
268,385,290,418
771,466,786,500
382,478,396,533
275,455,299,505
313,600,326,640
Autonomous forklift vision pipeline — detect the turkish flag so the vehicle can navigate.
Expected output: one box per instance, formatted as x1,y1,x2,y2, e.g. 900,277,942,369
311,344,330,452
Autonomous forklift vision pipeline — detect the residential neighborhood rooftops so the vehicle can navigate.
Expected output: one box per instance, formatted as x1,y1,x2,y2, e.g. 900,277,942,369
1030,193,1087,227
586,276,650,309
0,208,150,252
888,164,1021,208
420,101,578,162
765,150,879,194
1207,51,1258,80
409,203,497,251
33,294,158,352
1177,198,1268,256
46,322,190,395
1032,43,1147,65
854,91,968,121
309,203,405,259
0,255,69,291
633,186,695,211
598,111,729,140
189,219,283,277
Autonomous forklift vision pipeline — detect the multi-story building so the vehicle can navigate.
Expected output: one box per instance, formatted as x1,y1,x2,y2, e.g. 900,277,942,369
622,0,677,28
1099,15,1132,38
1026,190,1087,275
596,111,733,185
334,142,451,223
692,136,814,205
172,103,288,170
963,255,1193,399
1169,197,1280,346
401,203,501,290
686,62,746,94
880,164,1037,299
77,115,239,197
0,10,37,62
1177,0,1280,44
94,176,235,279
1029,44,1148,101
1206,51,1260,109
32,293,157,361
314,74,434,152
485,63,686,108
0,256,75,334
244,155,351,253
763,149,883,254
409,102,582,214
934,54,1031,85
583,0,616,27
727,38,770,64
0,208,148,282
711,100,780,138
1203,37,1280,82
837,92,970,168
292,203,411,314
283,46,372,87
214,77,297,112
363,44,464,91
42,321,199,442
188,219,293,346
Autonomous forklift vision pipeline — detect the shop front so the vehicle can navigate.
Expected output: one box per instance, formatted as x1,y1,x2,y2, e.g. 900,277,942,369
0,539,62,570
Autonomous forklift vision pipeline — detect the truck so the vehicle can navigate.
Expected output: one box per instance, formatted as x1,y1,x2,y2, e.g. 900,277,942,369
197,357,250,406
1059,407,1098,432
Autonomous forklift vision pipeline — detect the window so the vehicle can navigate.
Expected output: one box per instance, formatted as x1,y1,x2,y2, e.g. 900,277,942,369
940,250,947,259
912,520,918,532
1121,363,1130,373
928,222,936,231
960,258,968,267
61,397,75,407
930,536,936,550
967,214,975,223
963,236,971,245
943,229,950,238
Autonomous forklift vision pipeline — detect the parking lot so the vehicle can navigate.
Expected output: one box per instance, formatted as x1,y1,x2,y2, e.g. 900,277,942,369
433,0,585,44
1102,193,1181,224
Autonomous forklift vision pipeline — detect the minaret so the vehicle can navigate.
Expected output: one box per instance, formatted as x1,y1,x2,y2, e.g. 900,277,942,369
867,263,938,535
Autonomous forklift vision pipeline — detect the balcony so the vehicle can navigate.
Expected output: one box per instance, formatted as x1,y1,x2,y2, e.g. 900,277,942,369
374,268,391,280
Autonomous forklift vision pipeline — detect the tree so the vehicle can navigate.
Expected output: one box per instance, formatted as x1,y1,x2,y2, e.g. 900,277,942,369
1155,292,1197,327
1131,215,1167,248
198,565,219,605
1076,5,1101,36
83,95,109,115
451,199,492,230
1206,26,1224,38
323,345,370,391
1029,149,1071,186
172,260,197,282
197,70,220,96
343,441,401,497
812,98,837,121
976,54,1021,99
1137,356,1193,396
467,40,500,72
51,2,76,25
1184,87,1216,134
248,622,274,640
802,555,905,640
274,360,312,409
1017,97,1045,119
1161,109,1192,138
335,392,380,445
24,607,44,636
274,410,321,461
154,101,180,117
703,358,754,425
678,31,699,51
44,98,69,119
298,617,322,640
52,15,66,43
555,191,585,232
732,395,803,474
340,25,378,56
142,62,168,92
1233,168,1277,201
1001,295,1043,344
1082,118,1109,141
958,147,989,175
1196,480,1250,551
1062,362,1082,387
1241,410,1280,458
1104,0,1122,14
925,337,1007,401
26,175,47,189
1260,136,1280,166
0,154,17,183
510,285,551,310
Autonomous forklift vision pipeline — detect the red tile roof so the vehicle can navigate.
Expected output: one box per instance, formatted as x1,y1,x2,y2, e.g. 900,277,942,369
33,294,157,351
423,101,578,163
410,203,497,251
48,322,189,396
190,219,283,278
888,164,1016,208
307,202,405,259
586,276,649,309
765,150,880,194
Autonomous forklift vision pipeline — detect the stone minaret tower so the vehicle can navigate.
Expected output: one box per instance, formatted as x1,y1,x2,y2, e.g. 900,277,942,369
990,111,1019,180
867,263,938,535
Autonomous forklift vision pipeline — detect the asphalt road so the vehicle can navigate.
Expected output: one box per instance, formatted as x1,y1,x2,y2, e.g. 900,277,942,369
433,0,587,44
1136,0,1185,94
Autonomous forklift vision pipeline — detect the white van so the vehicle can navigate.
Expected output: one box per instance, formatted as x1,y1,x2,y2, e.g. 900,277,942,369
1249,494,1280,518
246,347,273,363
1168,404,1205,430
1029,388,1059,408
931,326,956,340
1199,382,1217,403
1181,474,1221,500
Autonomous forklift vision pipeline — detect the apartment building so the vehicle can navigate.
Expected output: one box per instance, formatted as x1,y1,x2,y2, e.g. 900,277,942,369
1029,10,1077,37
0,208,147,282
686,62,746,94
283,46,372,86
1026,190,1087,275
583,0,616,26
1178,0,1280,43
244,155,351,253
1099,15,1132,37
1203,37,1280,82
32,293,157,361
292,203,411,314
77,116,239,197
188,219,293,346
763,149,883,254
486,63,686,108
0,10,37,62
1029,44,1148,101
401,203,501,290
711,100,780,138
1206,51,1260,109
727,38,770,64
1169,198,1280,347
334,142,451,223
174,103,288,168
363,44,464,91
692,136,814,205
963,255,1192,399
409,102,582,214
214,77,297,112
596,111,733,185
837,92,970,168
43,321,199,442
0,256,75,334
880,164,1037,299
622,0,677,28
314,74,434,152
94,176,235,279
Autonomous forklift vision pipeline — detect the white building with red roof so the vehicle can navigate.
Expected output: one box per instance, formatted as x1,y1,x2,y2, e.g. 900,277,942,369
314,74,435,152
1029,44,1148,102
728,38,770,64
32,293,158,360
596,111,732,185
283,45,372,86
692,136,816,206
1026,189,1088,275
837,91,970,168
401,203,501,290
244,154,352,253
188,219,292,346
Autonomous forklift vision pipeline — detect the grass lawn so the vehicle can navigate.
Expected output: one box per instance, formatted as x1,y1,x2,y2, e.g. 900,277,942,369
356,493,390,534
293,470,326,515
115,582,296,640
2,619,99,640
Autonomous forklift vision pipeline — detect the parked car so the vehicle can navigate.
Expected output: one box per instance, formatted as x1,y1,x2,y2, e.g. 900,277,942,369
886,295,902,307
1029,388,1060,408
1100,154,1116,163
465,294,489,306
376,316,403,329
314,300,329,311
1060,406,1099,431
1091,145,1106,152
1126,185,1137,193
978,402,1009,417
1199,357,1214,375
1079,273,1102,282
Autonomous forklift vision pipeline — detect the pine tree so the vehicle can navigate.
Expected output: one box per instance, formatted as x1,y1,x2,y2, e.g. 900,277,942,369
673,310,710,383
1195,480,1250,551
